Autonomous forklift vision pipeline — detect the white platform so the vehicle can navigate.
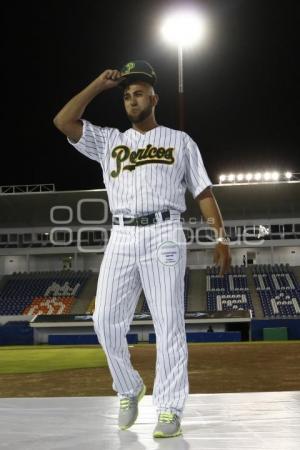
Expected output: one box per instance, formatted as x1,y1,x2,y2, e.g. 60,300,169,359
0,391,300,450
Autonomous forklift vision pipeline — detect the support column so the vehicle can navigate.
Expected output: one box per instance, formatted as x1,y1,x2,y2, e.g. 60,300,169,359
270,246,274,265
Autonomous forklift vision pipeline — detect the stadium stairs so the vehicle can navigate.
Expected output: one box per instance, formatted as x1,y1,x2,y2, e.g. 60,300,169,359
246,267,264,319
292,266,300,284
73,276,147,315
187,269,207,312
136,291,146,314
69,272,99,314
0,275,8,292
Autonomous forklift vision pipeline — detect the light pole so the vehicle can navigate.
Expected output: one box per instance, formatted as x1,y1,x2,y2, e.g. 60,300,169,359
177,44,184,130
161,11,208,130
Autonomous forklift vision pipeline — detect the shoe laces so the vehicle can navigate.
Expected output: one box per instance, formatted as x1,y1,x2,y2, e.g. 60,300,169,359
120,397,136,411
158,412,177,424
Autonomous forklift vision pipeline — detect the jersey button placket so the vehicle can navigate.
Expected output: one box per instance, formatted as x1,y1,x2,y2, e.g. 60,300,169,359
133,133,144,216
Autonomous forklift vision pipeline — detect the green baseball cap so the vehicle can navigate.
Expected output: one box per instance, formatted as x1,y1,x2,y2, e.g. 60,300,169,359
119,60,157,87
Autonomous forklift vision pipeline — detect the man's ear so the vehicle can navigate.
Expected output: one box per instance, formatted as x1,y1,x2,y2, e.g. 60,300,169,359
152,93,159,106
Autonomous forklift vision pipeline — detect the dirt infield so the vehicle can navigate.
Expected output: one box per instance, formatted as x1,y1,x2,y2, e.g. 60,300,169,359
0,342,300,397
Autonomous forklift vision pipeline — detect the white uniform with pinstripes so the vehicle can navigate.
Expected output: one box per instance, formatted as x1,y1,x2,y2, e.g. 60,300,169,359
68,119,211,419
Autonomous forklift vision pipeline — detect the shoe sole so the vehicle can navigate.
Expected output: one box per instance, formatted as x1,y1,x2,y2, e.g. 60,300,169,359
119,384,147,430
153,428,183,438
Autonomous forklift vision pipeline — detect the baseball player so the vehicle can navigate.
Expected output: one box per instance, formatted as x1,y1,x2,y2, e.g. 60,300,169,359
53,60,231,438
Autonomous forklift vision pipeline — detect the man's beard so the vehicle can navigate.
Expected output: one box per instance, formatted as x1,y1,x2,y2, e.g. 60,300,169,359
127,103,152,124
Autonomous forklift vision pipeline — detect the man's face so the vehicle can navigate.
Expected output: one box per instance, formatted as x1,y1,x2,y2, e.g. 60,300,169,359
123,82,158,124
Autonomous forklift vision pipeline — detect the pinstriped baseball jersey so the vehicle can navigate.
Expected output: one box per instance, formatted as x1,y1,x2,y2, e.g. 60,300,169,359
68,119,211,215
66,117,211,419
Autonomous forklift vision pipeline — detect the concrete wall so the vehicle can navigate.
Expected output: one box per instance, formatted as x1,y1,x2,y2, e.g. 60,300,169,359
0,255,27,274
0,253,104,274
0,246,299,276
273,246,300,265
187,250,209,267
0,315,33,325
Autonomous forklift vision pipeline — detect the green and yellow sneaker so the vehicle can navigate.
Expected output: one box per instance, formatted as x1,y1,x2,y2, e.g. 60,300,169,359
118,384,146,430
153,412,182,438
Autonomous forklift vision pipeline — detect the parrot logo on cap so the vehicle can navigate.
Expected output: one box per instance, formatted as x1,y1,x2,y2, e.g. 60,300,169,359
123,62,135,73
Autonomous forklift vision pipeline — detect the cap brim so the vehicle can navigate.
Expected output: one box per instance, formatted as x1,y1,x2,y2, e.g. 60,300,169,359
119,73,156,88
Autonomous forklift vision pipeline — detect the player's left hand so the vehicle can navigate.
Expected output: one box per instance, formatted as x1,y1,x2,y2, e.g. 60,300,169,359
213,242,232,276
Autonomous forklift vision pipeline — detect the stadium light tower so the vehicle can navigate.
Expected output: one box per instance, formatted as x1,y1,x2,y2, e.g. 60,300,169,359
161,10,208,130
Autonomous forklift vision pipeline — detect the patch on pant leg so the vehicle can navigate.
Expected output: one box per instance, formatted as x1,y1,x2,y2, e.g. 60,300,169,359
157,241,180,266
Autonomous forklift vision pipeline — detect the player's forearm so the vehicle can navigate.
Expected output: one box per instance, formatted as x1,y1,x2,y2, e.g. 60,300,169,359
53,78,106,128
196,190,226,238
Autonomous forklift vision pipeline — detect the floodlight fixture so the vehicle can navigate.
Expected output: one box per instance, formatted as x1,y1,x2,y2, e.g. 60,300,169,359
271,171,280,181
285,171,292,179
217,170,297,184
254,172,262,181
264,172,271,181
161,11,207,48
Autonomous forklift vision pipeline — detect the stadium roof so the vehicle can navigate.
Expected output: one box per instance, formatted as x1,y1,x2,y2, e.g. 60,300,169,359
0,182,299,228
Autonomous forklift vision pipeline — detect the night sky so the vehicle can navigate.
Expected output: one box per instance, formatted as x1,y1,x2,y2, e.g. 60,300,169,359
2,0,300,191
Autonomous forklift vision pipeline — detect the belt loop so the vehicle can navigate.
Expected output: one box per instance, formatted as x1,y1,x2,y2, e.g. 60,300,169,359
170,210,181,221
155,211,163,223
114,214,124,226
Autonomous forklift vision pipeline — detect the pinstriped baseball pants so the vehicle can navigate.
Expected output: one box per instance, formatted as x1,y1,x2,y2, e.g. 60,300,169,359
93,218,189,419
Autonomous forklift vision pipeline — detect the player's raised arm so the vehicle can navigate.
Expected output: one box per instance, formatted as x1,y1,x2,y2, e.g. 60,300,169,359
53,69,124,142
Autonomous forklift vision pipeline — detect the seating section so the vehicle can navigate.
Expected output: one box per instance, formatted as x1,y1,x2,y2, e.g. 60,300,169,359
207,265,254,315
252,264,300,317
23,296,74,315
140,268,190,315
1,265,299,318
0,270,91,315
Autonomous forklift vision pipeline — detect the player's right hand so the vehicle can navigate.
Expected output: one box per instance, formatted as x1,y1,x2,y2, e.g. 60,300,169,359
97,69,125,90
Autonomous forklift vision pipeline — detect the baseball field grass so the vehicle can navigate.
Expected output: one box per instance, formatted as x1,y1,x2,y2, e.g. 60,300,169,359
0,345,108,374
0,342,300,397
